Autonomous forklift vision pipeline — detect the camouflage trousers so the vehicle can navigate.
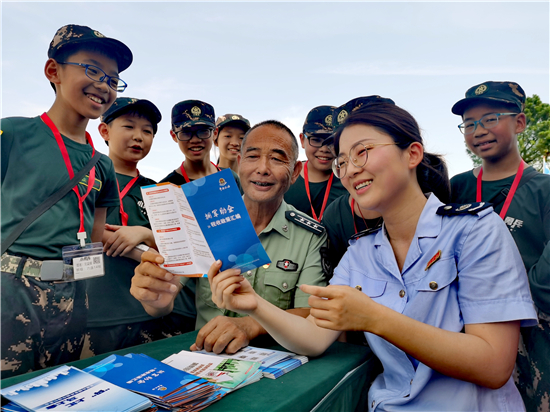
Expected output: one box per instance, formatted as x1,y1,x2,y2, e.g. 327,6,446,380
515,317,550,412
80,313,195,359
1,254,87,379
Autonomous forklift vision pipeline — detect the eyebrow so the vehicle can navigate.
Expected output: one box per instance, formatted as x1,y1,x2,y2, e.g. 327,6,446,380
83,58,119,77
463,112,499,122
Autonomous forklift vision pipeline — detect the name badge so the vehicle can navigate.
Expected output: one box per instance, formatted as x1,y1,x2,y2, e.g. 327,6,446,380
62,242,105,281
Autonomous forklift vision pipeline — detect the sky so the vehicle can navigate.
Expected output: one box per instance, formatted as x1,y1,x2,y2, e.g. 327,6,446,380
2,1,549,182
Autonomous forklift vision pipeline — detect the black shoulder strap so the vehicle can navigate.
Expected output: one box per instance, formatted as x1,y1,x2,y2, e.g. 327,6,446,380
491,166,539,209
1,152,102,255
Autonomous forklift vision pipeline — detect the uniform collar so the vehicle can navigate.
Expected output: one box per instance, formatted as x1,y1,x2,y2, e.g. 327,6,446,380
374,193,443,246
260,200,291,240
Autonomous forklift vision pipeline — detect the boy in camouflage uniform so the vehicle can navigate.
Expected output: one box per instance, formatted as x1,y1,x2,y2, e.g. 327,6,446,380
1,24,132,378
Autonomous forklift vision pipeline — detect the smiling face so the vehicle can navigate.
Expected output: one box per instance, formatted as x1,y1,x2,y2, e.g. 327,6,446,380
338,124,414,212
101,113,154,165
170,125,214,162
299,133,334,174
52,50,118,120
238,124,301,207
462,103,525,162
215,125,247,163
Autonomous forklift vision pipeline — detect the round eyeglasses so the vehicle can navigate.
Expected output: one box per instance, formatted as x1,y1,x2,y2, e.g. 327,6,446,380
458,113,517,135
332,141,398,178
59,62,127,92
174,127,213,141
304,133,330,148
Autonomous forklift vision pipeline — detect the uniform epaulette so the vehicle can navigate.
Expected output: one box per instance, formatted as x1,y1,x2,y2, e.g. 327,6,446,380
436,202,492,216
349,223,383,241
285,211,325,235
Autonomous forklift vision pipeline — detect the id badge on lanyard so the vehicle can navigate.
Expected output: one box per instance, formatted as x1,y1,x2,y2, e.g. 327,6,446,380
41,113,105,281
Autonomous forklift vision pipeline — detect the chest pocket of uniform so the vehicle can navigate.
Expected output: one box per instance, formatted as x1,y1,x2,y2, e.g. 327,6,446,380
363,278,387,298
264,269,300,310
416,258,457,292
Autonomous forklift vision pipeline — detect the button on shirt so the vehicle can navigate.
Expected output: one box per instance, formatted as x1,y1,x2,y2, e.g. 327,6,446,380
194,201,327,329
330,194,537,411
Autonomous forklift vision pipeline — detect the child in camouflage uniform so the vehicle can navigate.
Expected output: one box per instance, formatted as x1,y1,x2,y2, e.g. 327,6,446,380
1,24,132,378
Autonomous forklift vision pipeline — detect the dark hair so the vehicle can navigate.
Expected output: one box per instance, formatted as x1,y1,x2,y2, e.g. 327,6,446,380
461,100,521,118
242,120,299,164
333,103,451,203
49,44,118,93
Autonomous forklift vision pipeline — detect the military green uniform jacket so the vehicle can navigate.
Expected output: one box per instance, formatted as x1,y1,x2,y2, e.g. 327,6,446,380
86,173,194,327
451,167,550,314
284,174,347,219
192,201,328,329
1,116,119,259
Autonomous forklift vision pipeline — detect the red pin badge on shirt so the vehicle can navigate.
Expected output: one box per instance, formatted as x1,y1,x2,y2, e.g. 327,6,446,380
425,250,442,271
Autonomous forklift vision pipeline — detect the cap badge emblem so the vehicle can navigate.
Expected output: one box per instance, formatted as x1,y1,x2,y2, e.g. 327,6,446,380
325,114,333,126
231,115,240,120
93,30,105,38
337,110,348,124
475,85,487,95
129,98,138,104
191,106,201,116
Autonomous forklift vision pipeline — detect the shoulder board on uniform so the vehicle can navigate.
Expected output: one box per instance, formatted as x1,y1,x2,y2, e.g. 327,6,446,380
349,223,383,241
285,211,325,235
436,202,492,216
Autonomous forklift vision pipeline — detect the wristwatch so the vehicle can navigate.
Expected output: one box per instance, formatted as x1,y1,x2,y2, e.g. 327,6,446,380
135,243,149,253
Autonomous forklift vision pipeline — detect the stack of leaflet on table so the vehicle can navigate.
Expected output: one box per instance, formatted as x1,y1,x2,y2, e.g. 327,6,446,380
83,353,226,411
195,346,309,379
162,350,262,392
0,365,154,412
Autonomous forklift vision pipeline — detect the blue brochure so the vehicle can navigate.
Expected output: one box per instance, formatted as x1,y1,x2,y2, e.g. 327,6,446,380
141,169,270,276
0,365,151,412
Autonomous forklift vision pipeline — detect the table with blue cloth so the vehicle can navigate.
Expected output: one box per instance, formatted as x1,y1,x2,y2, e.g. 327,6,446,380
1,331,381,412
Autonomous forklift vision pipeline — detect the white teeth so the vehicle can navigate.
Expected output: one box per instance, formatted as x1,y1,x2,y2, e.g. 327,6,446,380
317,157,332,161
355,181,372,190
87,95,103,104
254,182,270,186
189,147,203,151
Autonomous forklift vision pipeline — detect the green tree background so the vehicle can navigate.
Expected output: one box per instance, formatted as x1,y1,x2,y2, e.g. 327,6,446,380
466,95,550,171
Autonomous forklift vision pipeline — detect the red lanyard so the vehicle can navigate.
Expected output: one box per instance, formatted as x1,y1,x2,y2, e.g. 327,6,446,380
476,161,525,219
303,161,333,222
117,171,140,226
179,161,221,183
41,113,96,247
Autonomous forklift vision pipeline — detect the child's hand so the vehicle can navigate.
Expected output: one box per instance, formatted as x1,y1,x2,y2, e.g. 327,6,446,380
300,284,382,332
103,225,152,257
208,260,258,314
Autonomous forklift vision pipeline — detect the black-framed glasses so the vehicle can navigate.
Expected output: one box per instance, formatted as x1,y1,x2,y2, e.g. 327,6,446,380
458,113,517,135
332,141,398,178
174,127,214,141
59,62,127,92
304,133,330,148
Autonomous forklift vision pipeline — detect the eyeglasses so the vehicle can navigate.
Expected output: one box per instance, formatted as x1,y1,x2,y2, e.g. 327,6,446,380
59,62,127,92
332,141,397,178
458,113,517,135
174,127,213,141
304,133,330,148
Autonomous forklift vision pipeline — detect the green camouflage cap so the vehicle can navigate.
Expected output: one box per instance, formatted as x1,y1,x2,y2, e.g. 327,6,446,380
172,100,216,129
215,114,251,132
452,81,526,115
332,95,396,132
101,97,162,134
48,24,133,72
303,105,336,136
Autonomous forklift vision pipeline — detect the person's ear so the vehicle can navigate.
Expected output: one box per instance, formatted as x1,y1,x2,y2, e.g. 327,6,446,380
299,133,306,149
98,122,110,143
44,58,62,88
407,142,424,170
170,130,178,143
213,128,220,146
291,160,303,185
514,113,527,134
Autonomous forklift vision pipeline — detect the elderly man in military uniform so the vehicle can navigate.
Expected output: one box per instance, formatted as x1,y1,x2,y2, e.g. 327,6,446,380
131,120,327,354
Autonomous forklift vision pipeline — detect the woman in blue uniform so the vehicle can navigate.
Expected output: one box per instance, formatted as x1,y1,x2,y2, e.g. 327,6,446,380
203,101,538,411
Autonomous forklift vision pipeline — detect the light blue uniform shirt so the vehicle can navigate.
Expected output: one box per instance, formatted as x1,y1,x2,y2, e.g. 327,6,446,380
331,194,537,412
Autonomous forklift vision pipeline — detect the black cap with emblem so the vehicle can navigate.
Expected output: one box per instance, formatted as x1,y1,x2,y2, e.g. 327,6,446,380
451,81,526,116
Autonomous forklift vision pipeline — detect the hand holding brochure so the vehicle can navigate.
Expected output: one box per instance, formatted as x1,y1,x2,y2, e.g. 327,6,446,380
141,169,270,276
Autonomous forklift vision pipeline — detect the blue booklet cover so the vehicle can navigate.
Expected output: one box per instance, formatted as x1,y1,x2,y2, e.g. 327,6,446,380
142,168,270,275
1,365,151,412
